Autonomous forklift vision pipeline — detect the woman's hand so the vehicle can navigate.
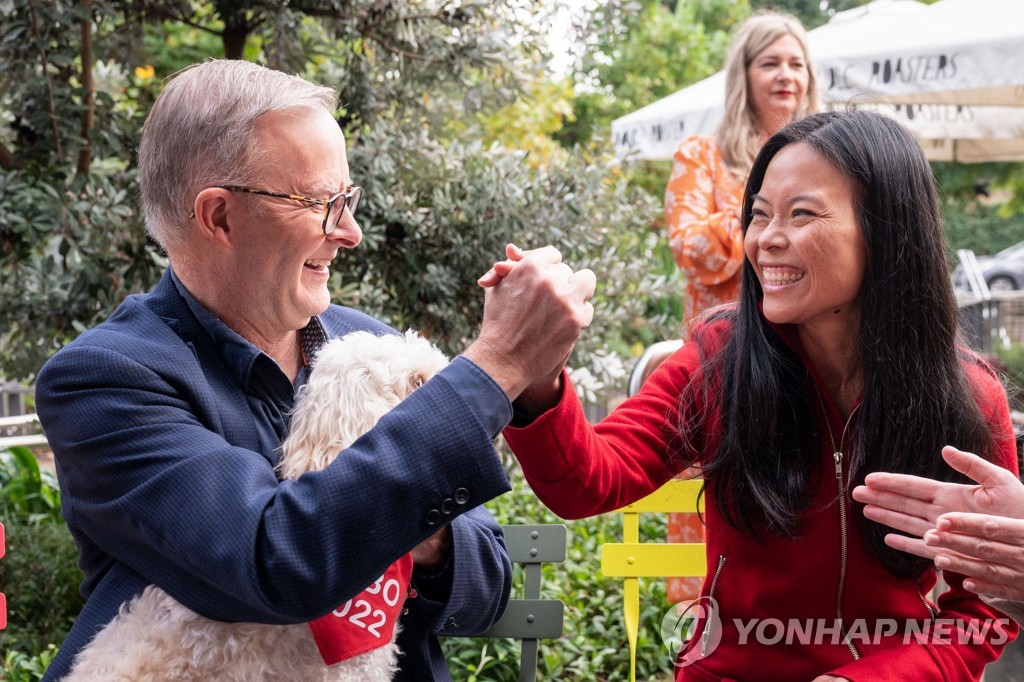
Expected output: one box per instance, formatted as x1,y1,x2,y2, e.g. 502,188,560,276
471,242,593,409
852,446,1024,600
477,243,525,288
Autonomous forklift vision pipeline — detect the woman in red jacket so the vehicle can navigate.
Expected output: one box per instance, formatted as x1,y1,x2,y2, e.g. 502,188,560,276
663,9,822,606
498,111,1019,681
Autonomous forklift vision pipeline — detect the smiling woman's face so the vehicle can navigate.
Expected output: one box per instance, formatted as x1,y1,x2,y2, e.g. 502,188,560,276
747,33,809,131
744,141,867,331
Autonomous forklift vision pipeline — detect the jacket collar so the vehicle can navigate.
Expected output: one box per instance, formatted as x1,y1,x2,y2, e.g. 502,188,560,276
146,267,326,393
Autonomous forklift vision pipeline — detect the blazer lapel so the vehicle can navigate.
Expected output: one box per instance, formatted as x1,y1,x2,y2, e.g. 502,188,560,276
144,270,272,460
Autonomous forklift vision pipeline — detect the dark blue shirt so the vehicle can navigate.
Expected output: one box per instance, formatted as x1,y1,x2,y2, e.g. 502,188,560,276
170,268,321,459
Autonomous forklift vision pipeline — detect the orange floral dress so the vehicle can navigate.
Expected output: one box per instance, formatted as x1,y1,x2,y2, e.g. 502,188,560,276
662,136,745,603
664,135,745,337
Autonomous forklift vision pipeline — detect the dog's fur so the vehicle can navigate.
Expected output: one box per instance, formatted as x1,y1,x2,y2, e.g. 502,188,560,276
66,331,450,682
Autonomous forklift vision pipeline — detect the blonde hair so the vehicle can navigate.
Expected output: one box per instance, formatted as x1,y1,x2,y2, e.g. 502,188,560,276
138,59,338,249
715,11,821,177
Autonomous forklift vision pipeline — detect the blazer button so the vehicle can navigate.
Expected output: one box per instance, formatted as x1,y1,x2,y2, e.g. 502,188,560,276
425,509,442,526
441,498,455,515
454,488,470,505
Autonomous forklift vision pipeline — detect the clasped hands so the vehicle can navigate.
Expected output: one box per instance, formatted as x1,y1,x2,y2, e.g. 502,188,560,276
465,244,596,408
420,245,592,570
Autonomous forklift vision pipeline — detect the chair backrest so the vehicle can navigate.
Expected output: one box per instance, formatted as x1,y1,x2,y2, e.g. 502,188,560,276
627,340,684,397
600,472,706,681
475,523,567,682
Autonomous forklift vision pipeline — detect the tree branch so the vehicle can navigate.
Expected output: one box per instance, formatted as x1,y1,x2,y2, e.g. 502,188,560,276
78,0,95,175
136,4,226,38
360,29,437,62
0,141,17,171
286,0,471,25
27,0,64,160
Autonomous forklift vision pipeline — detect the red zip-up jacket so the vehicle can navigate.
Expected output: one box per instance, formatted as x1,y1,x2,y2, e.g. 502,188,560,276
504,319,1019,681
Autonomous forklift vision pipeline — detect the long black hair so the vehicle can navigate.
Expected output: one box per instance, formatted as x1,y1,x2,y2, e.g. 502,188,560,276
676,110,997,577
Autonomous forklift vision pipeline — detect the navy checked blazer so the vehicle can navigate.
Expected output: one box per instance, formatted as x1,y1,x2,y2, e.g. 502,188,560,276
36,269,514,680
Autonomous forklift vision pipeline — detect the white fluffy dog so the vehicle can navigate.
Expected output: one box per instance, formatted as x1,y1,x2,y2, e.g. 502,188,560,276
66,330,450,682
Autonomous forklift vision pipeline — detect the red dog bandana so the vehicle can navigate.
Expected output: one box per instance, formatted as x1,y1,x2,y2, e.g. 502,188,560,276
308,553,414,665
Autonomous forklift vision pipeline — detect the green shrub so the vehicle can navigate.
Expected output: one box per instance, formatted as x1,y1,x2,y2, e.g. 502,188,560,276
0,447,62,523
942,203,1024,259
1,646,57,682
0,515,85,658
338,131,679,403
0,447,79,661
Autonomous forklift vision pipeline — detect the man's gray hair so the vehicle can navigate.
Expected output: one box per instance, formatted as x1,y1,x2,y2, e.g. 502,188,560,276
138,59,338,249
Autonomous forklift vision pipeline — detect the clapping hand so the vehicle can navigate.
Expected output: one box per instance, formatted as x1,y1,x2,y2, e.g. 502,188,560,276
852,446,1024,601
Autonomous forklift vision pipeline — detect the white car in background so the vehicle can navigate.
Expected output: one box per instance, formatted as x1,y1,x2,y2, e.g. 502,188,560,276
955,241,1024,292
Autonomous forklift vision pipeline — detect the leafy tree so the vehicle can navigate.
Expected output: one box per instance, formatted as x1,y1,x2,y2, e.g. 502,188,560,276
752,0,871,28
0,1,676,398
557,0,745,151
932,162,1024,257
0,0,164,380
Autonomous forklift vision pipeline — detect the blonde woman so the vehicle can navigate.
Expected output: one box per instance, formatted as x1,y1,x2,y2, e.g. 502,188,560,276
663,10,821,604
666,10,821,337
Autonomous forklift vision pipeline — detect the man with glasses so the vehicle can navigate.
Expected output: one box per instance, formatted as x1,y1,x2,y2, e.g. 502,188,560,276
35,59,596,680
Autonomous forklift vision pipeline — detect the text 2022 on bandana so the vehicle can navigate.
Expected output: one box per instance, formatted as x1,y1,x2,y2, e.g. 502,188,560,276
308,553,413,665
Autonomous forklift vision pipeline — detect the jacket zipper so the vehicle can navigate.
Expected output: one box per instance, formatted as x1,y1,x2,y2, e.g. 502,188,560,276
918,585,938,623
833,449,860,660
701,554,727,656
815,386,861,661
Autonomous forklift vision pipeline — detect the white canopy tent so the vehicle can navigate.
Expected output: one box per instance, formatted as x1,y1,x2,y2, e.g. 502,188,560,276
612,0,1024,163
816,0,1024,106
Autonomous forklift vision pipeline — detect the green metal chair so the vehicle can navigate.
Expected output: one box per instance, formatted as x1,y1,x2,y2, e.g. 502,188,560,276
476,523,567,682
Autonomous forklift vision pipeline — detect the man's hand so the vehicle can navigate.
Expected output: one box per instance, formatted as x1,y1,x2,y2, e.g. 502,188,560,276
465,244,596,404
411,527,452,573
925,513,1024,602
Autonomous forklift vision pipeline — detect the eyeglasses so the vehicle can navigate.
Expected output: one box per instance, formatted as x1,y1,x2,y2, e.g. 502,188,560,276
190,184,363,235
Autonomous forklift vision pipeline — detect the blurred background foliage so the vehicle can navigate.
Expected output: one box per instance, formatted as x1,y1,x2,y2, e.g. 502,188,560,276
2,0,1023,384
1,0,1023,676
